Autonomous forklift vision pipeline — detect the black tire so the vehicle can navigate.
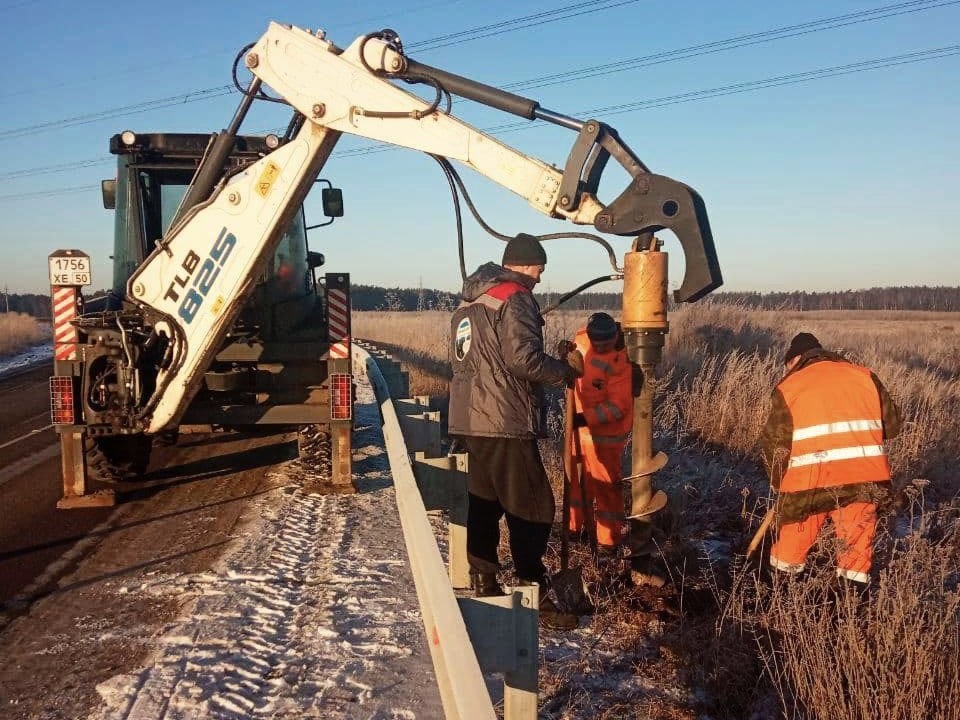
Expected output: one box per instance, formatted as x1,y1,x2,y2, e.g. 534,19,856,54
84,436,122,484
85,434,153,481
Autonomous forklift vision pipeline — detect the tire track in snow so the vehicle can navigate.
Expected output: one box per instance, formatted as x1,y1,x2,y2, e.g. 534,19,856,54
94,378,439,719
95,479,330,719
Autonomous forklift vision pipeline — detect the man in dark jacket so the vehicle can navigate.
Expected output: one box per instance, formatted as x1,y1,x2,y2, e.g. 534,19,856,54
449,233,582,624
759,332,902,585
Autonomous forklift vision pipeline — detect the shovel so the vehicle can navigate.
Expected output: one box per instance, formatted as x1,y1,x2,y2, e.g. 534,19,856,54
550,385,593,616
746,507,774,558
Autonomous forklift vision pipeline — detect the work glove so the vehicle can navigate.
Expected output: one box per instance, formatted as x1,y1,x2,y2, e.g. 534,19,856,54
566,349,584,378
556,339,577,357
573,412,587,428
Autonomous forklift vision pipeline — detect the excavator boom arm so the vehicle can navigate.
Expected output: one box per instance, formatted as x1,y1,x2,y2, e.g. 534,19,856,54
127,21,721,433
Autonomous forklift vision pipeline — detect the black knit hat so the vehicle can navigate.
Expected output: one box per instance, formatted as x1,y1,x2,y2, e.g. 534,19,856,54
502,233,547,267
784,332,822,363
586,312,618,342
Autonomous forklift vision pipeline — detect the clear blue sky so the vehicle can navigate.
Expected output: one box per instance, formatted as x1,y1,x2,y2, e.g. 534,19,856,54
2,0,958,297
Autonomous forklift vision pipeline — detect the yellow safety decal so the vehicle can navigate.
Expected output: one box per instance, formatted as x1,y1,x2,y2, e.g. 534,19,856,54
255,161,281,198
210,296,225,316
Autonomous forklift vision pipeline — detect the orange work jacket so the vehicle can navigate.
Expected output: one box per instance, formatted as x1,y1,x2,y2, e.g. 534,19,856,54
777,360,891,494
572,328,632,443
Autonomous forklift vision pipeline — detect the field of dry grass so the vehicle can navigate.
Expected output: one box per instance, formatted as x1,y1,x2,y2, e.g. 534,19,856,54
0,312,47,356
354,305,960,719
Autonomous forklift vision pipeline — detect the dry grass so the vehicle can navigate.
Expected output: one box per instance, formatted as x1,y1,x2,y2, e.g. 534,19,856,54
354,311,452,398
0,312,47,356
355,304,960,719
720,516,960,720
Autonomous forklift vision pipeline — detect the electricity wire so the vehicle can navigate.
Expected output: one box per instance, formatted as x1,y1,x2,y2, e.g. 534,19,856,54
3,0,951,140
0,0,632,137
0,157,109,179
332,44,960,157
3,43,956,202
503,0,960,90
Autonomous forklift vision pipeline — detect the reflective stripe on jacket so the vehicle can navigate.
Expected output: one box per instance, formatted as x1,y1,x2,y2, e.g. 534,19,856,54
572,328,632,442
776,357,891,494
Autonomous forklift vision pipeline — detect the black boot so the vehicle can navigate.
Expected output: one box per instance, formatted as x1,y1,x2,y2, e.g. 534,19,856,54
538,595,580,630
518,576,580,630
471,570,504,597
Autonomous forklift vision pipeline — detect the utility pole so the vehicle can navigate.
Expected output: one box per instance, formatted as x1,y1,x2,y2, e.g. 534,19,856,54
2,285,8,313
417,276,425,314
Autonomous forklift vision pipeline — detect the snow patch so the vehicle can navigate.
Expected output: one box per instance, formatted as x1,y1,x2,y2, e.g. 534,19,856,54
92,375,441,719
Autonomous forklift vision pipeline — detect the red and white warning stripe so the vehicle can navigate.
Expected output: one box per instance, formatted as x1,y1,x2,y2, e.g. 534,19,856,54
328,288,350,359
52,286,79,361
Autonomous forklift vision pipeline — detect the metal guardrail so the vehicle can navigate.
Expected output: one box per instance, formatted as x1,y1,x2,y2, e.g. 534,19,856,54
355,344,540,720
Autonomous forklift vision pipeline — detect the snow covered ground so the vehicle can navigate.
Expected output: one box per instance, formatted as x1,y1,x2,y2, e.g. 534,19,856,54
0,340,51,378
91,378,444,719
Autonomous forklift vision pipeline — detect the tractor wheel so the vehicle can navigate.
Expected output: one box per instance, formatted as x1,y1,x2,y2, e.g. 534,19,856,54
84,436,122,484
85,435,153,481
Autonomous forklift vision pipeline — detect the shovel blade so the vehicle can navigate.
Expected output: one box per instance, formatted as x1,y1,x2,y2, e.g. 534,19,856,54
551,567,593,615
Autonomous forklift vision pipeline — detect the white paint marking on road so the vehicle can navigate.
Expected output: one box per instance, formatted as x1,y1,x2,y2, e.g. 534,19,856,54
0,442,59,489
10,505,127,614
0,422,54,452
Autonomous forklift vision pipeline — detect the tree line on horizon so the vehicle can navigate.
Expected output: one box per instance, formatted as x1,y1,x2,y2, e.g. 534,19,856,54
351,284,960,312
3,285,959,318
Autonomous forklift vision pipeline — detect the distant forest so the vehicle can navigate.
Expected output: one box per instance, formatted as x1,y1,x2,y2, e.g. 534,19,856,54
351,284,960,312
4,285,959,317
1,293,50,318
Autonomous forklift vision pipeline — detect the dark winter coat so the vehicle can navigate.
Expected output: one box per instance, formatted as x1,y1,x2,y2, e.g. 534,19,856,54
758,349,902,525
448,262,575,438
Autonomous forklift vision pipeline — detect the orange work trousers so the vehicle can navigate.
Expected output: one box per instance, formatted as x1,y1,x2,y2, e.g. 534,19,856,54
769,501,877,583
568,430,625,548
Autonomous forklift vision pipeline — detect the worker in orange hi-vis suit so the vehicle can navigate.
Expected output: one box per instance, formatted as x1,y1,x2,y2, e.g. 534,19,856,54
759,332,902,586
563,312,634,550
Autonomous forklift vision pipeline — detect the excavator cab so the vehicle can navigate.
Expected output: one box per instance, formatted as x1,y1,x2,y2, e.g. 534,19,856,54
83,130,351,450
102,131,339,334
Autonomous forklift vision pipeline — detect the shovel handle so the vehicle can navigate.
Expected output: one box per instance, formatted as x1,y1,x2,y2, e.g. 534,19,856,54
560,385,576,571
746,508,775,558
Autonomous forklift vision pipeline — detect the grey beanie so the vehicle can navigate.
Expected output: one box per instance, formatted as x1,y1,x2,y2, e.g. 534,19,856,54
502,233,547,267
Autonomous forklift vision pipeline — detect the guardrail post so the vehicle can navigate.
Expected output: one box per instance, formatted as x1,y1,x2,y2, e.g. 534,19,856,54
413,451,470,589
458,584,540,720
379,356,410,398
397,410,442,457
394,395,432,413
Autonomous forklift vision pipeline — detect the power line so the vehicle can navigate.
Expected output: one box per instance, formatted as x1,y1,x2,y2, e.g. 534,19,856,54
501,0,960,90
5,44,955,202
334,44,960,156
405,0,641,52
0,1,458,102
0,0,38,11
585,44,960,118
1,0,952,142
0,184,94,202
0,85,235,140
0,157,110,180
0,0,949,166
0,0,634,139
